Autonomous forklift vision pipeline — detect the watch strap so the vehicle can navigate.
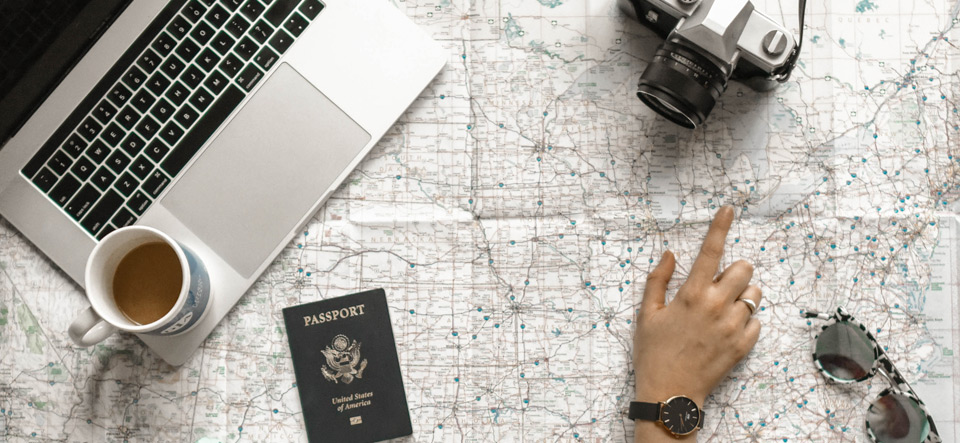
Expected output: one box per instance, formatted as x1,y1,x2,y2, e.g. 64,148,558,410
628,401,660,421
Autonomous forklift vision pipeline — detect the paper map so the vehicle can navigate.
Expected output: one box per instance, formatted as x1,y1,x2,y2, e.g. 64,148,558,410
1,0,959,441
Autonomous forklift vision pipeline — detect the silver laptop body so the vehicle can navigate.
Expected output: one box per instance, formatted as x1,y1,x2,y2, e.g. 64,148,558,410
0,0,445,364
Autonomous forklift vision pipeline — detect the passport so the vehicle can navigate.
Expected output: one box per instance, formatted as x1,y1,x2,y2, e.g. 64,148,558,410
283,288,412,442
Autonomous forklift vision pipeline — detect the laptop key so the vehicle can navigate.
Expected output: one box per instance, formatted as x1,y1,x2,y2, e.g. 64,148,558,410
212,31,236,55
127,190,152,215
131,155,154,180
136,116,161,139
253,46,278,70
227,15,250,38
70,156,96,181
131,91,155,114
151,98,175,123
107,83,132,107
146,72,171,96
205,4,230,28
161,55,186,79
120,133,147,157
166,82,190,106
162,85,244,177
249,19,272,44
196,48,222,72
269,29,293,54
181,65,206,89
122,66,147,90
63,134,88,158
92,168,117,193
237,64,264,92
32,167,58,193
204,70,229,94
118,104,143,129
79,117,102,141
175,104,199,128
299,0,323,19
81,190,124,235
189,87,214,112
143,170,171,198
46,150,72,175
183,0,208,22
152,32,176,57
85,140,110,164
234,36,257,60
115,172,140,197
92,100,117,125
240,1,265,21
284,13,308,37
176,38,201,62
102,123,126,147
160,122,185,146
106,150,131,174
138,48,162,73
49,175,81,207
112,207,137,227
167,15,192,40
265,0,299,27
191,20,215,46
145,140,170,163
220,53,243,77
65,184,101,220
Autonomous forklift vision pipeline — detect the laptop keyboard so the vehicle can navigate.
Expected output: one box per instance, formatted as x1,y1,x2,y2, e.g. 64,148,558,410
20,0,324,240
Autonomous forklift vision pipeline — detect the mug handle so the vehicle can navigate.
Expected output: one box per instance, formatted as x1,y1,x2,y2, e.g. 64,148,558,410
68,307,117,347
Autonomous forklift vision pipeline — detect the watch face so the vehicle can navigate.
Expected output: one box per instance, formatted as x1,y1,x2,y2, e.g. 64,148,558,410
660,396,700,435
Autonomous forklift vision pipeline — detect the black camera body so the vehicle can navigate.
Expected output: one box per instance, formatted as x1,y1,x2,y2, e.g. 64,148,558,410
620,0,801,128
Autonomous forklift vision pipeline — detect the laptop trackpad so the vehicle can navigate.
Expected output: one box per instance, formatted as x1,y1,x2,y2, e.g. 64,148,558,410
160,63,371,278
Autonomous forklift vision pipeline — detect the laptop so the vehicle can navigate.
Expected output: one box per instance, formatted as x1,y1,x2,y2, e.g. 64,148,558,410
0,0,446,364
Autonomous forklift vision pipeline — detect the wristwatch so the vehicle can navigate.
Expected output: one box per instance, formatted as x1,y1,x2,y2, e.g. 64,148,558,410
629,396,703,437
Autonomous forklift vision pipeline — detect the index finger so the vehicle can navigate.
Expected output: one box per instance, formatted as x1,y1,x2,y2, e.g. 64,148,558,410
688,206,734,285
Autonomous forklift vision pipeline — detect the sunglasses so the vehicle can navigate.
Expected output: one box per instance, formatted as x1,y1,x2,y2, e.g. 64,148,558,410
804,307,942,443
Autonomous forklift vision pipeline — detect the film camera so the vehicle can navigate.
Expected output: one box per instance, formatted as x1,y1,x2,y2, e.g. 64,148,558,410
619,0,805,128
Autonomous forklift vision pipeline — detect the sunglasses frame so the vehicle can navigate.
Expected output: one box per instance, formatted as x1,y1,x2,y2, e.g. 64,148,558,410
804,307,942,443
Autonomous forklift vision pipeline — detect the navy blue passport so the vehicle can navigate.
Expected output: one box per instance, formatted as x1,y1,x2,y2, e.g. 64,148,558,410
283,289,412,442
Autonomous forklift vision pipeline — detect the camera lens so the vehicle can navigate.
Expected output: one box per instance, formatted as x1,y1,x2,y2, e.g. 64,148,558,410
637,40,730,128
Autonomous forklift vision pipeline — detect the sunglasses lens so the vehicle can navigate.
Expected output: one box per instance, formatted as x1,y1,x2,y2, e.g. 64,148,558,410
866,393,930,443
814,321,875,381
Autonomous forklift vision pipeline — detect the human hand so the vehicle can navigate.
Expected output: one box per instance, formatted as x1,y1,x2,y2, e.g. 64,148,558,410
633,206,762,413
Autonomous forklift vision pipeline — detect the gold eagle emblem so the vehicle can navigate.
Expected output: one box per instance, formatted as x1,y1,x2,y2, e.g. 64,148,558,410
320,334,367,384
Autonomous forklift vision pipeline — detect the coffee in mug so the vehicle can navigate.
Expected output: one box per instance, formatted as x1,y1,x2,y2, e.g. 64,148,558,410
113,242,184,325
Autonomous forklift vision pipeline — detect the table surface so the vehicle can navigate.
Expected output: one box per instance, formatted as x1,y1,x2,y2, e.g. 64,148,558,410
2,0,960,441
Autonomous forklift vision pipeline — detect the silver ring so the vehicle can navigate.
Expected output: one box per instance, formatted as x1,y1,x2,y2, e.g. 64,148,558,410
738,298,757,315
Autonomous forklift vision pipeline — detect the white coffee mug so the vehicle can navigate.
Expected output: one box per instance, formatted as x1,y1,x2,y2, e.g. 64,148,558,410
68,226,211,346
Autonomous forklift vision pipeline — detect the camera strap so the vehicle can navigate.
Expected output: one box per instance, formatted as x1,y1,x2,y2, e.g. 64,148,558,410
775,0,807,82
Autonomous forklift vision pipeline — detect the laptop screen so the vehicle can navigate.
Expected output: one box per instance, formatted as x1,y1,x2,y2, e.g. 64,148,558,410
0,0,132,148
